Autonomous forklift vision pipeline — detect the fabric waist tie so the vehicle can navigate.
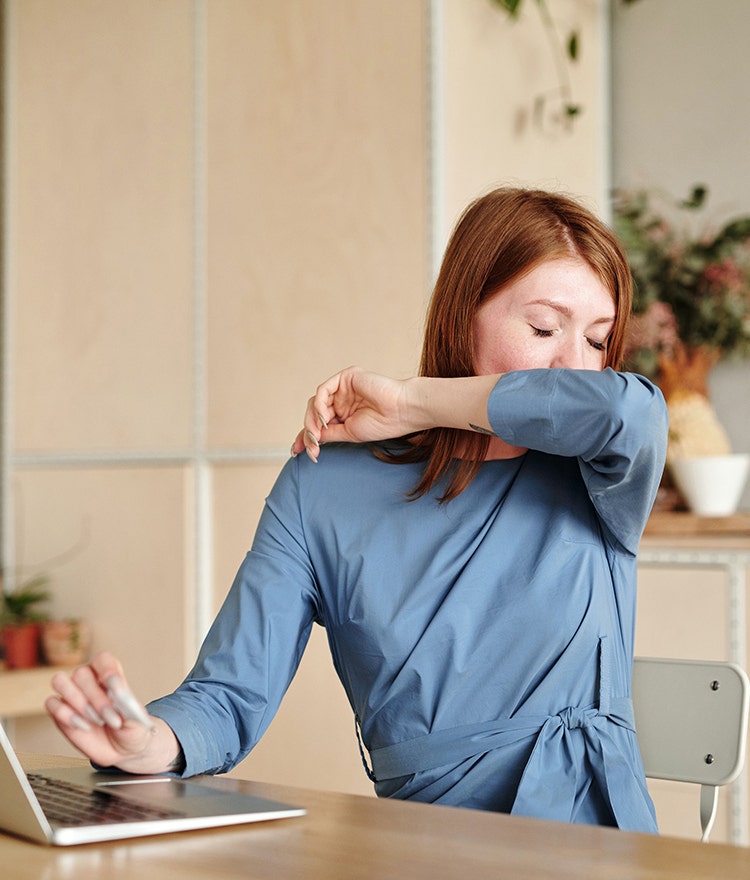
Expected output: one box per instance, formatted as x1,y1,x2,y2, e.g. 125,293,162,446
361,636,654,832
367,697,635,780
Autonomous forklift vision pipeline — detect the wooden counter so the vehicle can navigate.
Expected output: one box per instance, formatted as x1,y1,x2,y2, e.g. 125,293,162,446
0,666,62,719
644,511,750,539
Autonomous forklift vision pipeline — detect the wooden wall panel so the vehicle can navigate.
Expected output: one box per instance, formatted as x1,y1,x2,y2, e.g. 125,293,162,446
205,0,428,448
11,0,194,452
13,466,191,693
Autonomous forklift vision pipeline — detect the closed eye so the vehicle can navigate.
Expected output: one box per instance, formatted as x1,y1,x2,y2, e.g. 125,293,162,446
533,327,607,352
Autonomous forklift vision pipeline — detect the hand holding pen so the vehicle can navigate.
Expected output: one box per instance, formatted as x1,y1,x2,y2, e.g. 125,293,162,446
104,673,156,731
45,651,182,775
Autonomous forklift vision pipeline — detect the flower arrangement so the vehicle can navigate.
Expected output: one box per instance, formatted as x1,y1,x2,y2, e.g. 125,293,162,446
613,184,750,382
613,185,750,465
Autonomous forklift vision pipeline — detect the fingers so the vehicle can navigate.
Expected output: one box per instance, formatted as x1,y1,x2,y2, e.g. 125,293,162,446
308,373,343,438
292,366,418,461
292,369,358,462
45,693,99,733
105,673,154,729
47,652,153,739
291,424,326,463
49,666,113,731
89,650,125,682
313,367,361,425
89,651,153,726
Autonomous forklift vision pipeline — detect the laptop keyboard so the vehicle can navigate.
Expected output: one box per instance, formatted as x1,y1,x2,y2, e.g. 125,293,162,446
28,774,187,826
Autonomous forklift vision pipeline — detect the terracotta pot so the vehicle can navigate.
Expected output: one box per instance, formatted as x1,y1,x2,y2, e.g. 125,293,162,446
657,341,720,401
41,619,91,667
1,622,42,669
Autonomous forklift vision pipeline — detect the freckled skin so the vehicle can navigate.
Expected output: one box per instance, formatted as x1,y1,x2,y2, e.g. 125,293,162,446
472,258,615,459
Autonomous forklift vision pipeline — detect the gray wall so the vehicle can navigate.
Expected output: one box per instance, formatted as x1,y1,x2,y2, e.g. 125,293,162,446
611,0,750,508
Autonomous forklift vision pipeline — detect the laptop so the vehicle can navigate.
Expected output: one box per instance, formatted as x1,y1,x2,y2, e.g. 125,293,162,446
0,722,306,846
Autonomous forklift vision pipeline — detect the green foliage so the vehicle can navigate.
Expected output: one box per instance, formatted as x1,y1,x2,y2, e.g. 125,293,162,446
492,0,524,15
567,31,578,61
613,186,750,377
488,0,642,129
0,575,51,626
488,0,582,130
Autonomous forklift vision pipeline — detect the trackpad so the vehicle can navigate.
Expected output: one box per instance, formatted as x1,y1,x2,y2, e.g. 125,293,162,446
97,779,217,799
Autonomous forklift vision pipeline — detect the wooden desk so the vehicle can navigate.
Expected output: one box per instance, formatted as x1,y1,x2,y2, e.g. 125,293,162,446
2,754,750,879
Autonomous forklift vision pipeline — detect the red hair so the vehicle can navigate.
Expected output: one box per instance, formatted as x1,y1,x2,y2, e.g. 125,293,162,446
379,186,633,501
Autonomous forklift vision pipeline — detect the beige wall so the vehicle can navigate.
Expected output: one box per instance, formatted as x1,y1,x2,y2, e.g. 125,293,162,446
2,0,609,797
442,0,609,234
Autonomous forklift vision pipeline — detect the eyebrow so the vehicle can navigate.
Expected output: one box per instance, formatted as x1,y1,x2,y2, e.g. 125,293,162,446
527,298,615,326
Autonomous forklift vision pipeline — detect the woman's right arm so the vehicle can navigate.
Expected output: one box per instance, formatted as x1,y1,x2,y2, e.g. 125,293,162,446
293,367,503,461
45,651,183,774
48,456,322,779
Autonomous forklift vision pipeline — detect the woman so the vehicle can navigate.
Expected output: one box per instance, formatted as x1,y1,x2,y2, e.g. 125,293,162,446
46,187,667,831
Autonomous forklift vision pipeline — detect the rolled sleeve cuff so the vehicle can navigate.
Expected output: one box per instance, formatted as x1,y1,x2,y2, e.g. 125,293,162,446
147,697,229,778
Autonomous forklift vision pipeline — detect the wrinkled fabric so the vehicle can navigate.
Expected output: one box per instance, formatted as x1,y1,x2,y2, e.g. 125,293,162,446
148,369,667,832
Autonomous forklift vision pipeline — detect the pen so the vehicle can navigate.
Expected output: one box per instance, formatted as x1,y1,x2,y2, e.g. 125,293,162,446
106,675,156,731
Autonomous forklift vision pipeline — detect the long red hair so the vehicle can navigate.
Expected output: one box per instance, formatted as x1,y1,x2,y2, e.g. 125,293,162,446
379,186,633,501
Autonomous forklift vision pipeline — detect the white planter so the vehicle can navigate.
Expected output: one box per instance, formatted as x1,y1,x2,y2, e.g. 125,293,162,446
670,454,750,517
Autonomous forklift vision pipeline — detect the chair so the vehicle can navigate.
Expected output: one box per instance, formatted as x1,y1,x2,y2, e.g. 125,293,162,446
632,656,750,842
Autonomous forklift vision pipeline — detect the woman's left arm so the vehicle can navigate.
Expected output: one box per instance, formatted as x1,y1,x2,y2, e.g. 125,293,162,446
487,368,669,552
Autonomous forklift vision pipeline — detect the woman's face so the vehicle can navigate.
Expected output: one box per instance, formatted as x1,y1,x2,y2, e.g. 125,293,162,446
473,258,615,374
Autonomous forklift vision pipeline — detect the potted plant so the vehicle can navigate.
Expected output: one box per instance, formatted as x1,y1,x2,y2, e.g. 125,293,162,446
613,184,750,514
0,574,51,669
41,617,91,667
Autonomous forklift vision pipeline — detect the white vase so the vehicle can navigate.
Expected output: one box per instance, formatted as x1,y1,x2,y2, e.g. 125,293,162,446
670,454,750,517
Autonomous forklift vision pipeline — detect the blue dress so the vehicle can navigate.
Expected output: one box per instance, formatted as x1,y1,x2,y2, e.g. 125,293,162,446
148,368,668,831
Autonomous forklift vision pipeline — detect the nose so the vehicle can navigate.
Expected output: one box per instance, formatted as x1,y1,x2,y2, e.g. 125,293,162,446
551,338,587,370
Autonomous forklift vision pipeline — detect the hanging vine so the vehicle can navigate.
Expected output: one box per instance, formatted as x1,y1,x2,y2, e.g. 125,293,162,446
489,0,642,131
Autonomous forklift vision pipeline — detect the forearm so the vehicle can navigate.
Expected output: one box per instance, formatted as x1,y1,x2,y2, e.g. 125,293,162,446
296,367,506,459
408,374,502,434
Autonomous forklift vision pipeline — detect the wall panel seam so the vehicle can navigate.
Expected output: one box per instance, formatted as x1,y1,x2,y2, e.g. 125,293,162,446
1,0,16,589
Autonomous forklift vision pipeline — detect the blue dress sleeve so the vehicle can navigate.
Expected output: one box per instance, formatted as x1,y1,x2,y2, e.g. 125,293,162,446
147,457,322,776
487,368,668,554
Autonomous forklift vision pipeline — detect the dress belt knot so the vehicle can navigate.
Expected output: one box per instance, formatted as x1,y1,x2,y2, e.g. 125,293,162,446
557,706,596,730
